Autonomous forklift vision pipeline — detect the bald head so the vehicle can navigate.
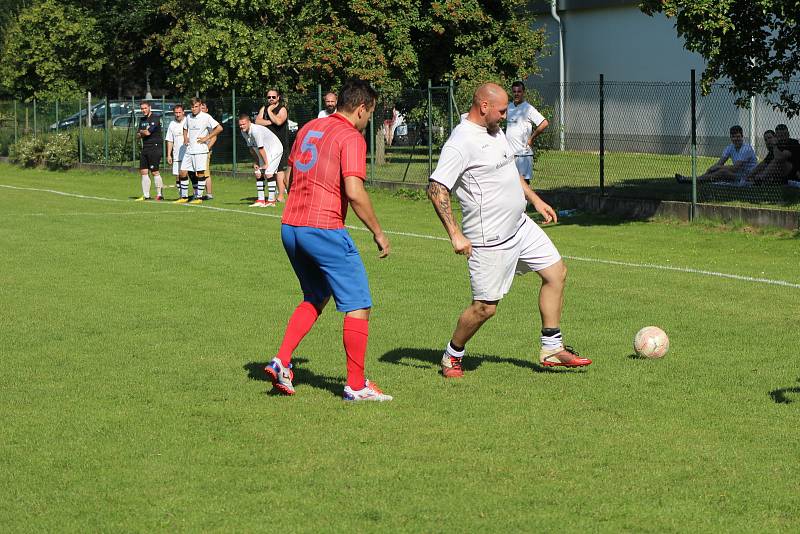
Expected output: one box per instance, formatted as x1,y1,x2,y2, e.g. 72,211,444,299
467,83,508,135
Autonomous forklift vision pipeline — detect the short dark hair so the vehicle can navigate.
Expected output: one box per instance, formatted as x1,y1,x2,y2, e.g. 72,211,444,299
764,129,775,136
511,81,525,91
729,125,743,136
173,104,184,111
337,79,378,113
776,124,789,132
238,112,251,121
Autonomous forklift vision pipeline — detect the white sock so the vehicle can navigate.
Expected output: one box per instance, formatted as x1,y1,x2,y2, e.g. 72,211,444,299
445,341,464,359
267,178,277,202
541,330,563,352
153,173,163,196
141,174,151,198
256,180,265,201
196,180,206,198
180,180,189,198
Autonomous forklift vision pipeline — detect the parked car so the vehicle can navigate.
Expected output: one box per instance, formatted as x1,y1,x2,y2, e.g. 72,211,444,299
49,101,183,131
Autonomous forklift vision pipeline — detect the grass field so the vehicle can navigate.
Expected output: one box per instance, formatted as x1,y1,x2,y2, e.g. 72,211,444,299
1,164,799,532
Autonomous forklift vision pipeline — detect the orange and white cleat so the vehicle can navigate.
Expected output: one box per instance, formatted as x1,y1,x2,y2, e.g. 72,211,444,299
539,346,592,368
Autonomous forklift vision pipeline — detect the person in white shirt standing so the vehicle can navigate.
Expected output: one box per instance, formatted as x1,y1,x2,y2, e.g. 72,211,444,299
317,91,337,118
178,97,222,204
238,113,284,207
165,104,187,200
506,81,549,184
427,83,591,379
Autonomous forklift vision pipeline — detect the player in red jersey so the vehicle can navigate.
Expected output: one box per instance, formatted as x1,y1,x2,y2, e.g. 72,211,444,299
265,79,393,402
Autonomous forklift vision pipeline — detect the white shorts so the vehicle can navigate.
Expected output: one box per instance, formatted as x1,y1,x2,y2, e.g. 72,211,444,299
255,148,283,176
467,216,561,301
180,152,208,173
515,154,533,182
171,146,187,176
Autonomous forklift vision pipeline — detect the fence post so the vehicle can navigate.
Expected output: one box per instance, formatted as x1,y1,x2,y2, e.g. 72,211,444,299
78,98,84,164
33,99,37,137
427,79,433,178
161,95,167,165
55,101,59,133
104,96,109,164
448,80,454,134
232,89,237,177
317,84,322,115
131,95,136,164
690,69,697,220
369,114,375,182
599,74,605,196
13,100,17,145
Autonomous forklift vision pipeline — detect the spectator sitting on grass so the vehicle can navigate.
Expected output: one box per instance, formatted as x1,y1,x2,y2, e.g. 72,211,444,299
775,124,800,183
676,125,756,185
747,130,793,185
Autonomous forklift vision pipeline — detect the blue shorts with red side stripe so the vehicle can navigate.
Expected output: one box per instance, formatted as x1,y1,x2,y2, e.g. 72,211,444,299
281,224,372,312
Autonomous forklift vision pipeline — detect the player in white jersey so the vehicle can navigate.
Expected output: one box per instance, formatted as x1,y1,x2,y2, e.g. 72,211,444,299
427,83,591,378
177,97,222,204
165,104,187,199
506,81,549,184
237,113,284,207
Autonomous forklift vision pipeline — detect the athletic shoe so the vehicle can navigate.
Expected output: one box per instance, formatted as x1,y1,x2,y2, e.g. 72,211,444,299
135,196,151,201
155,195,163,201
264,357,295,396
189,198,203,204
203,194,213,200
250,200,267,207
539,345,592,368
265,201,277,207
342,380,393,402
174,198,189,204
441,354,464,378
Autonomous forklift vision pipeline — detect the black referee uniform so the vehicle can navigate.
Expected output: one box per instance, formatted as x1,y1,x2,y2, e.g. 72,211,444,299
139,113,163,171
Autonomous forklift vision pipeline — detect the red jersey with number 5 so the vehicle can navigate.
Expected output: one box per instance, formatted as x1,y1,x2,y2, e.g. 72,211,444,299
282,114,367,229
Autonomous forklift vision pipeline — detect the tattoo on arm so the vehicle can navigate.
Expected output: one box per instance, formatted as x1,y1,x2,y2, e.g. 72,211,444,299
427,181,456,231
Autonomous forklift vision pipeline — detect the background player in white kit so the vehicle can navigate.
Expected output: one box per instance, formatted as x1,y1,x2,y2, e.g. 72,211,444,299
427,83,591,378
165,104,187,200
506,81,549,184
178,98,222,204
237,113,284,207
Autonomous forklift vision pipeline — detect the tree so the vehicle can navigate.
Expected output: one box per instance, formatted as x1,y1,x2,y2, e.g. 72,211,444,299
641,0,800,116
0,0,106,101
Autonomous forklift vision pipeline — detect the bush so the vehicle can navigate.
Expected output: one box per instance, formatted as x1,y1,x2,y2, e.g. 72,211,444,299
9,133,77,170
80,128,134,164
9,135,46,167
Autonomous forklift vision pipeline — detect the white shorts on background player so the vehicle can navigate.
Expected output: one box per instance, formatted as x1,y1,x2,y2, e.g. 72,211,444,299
180,152,207,173
241,123,283,175
468,216,560,301
506,101,545,182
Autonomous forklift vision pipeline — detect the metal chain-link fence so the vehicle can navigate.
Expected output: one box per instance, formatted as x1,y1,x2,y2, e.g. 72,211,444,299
2,77,799,210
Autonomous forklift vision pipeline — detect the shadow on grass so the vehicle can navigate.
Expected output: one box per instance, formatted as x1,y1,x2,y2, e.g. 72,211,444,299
769,378,800,404
379,347,587,375
244,357,342,398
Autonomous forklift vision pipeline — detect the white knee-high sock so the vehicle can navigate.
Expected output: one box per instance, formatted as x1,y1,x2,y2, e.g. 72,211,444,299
153,173,163,196
256,180,265,201
141,174,151,198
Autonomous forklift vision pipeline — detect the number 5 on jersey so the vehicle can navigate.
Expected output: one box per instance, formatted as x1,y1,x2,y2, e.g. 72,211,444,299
295,130,324,172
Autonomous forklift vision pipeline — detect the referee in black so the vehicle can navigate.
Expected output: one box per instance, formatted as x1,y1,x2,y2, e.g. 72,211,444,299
136,101,165,201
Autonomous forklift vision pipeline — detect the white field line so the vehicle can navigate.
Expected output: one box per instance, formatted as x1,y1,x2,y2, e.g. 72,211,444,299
3,183,799,290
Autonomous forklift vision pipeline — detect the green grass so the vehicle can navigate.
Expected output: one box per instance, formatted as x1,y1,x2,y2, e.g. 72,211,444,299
1,164,800,532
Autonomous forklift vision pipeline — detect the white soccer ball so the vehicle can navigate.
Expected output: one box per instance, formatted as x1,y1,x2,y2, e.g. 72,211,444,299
634,326,669,359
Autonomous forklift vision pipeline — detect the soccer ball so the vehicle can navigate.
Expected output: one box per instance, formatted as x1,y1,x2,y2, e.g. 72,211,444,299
633,326,669,359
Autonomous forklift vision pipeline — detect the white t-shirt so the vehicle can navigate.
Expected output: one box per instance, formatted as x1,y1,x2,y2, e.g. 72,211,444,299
430,119,527,247
241,123,283,166
184,111,220,155
165,118,187,160
505,101,546,156
317,110,334,118
721,143,757,180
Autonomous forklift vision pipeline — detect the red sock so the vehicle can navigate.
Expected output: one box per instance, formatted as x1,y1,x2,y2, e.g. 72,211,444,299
343,316,369,390
276,301,319,366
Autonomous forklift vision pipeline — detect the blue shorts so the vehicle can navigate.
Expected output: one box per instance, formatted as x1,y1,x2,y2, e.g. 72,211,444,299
281,225,372,313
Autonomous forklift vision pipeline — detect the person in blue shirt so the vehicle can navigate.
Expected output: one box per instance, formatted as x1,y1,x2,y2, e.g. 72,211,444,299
676,125,757,185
